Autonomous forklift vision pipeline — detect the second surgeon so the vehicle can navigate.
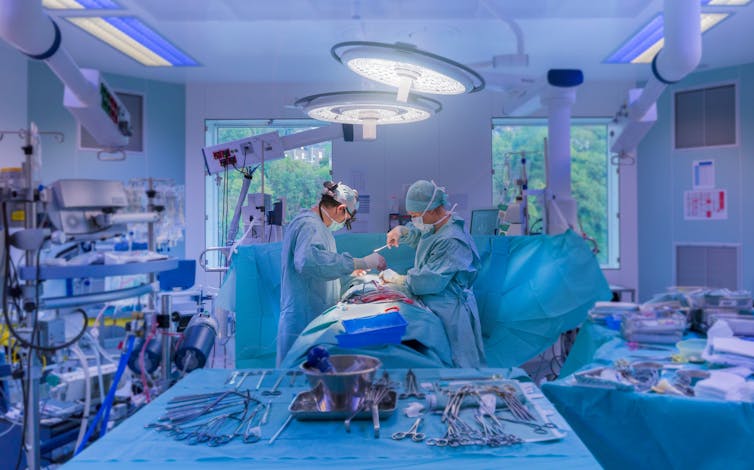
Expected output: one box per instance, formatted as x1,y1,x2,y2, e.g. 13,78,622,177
382,180,486,368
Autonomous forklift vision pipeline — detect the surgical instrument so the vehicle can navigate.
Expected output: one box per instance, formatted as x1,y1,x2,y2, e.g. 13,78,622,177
287,370,301,387
262,373,286,396
235,371,252,390
373,244,389,253
391,417,425,442
494,386,536,421
260,401,272,425
256,370,269,391
268,414,293,445
496,417,557,435
241,403,266,444
399,369,426,400
226,371,240,385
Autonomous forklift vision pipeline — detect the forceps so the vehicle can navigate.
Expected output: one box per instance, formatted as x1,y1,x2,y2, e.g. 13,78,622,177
391,417,425,442
256,370,269,391
399,369,426,400
262,373,286,396
497,417,557,435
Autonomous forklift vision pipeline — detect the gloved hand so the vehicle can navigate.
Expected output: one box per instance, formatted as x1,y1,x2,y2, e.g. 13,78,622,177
379,268,406,285
354,252,387,271
387,225,409,248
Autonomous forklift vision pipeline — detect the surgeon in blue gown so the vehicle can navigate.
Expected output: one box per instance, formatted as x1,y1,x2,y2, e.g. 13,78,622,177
277,181,386,365
382,180,486,368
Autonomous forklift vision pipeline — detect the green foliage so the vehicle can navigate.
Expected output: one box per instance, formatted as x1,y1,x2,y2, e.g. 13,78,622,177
207,125,332,244
492,123,611,265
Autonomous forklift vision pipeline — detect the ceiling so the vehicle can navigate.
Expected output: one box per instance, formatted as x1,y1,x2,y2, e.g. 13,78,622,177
44,0,754,88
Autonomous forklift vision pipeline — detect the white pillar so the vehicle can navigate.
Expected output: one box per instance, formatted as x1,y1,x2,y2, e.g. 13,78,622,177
544,86,576,199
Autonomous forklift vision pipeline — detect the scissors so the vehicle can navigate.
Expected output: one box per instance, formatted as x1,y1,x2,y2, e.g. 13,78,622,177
392,417,425,442
497,417,557,435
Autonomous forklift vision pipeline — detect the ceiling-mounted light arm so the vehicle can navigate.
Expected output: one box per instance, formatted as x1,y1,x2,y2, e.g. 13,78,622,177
331,41,485,102
479,0,528,62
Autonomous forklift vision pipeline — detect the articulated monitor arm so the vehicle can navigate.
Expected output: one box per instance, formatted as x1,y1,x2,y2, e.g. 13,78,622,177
0,0,131,150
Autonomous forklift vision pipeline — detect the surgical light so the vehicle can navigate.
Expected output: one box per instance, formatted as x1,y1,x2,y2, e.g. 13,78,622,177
331,41,484,102
605,13,729,64
295,91,442,140
43,0,119,9
66,16,198,66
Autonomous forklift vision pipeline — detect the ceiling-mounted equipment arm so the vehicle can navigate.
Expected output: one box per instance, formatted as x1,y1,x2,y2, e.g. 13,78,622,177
610,0,701,156
0,0,131,150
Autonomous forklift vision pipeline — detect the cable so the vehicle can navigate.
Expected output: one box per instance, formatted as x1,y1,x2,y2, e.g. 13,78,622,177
1,307,88,353
1,202,89,352
0,418,19,439
139,322,158,403
70,345,91,452
87,336,106,405
74,335,135,455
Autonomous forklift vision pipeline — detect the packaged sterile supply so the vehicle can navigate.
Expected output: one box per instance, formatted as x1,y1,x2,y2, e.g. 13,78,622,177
702,289,752,310
588,301,639,326
621,307,687,344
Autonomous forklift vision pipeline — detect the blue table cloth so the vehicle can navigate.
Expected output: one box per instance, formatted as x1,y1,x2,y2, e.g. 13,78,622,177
65,368,599,469
543,323,754,470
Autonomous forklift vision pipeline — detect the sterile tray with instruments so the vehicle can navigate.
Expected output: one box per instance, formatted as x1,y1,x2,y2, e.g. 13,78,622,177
430,378,566,443
288,384,397,421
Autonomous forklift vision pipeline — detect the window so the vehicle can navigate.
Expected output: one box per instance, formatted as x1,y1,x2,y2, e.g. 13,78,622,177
675,83,736,149
492,118,619,268
204,120,331,250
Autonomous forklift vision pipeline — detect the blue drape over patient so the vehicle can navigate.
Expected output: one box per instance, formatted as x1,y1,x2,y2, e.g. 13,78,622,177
224,231,611,369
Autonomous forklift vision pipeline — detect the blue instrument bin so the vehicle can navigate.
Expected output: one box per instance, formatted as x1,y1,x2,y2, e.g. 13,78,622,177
336,311,408,348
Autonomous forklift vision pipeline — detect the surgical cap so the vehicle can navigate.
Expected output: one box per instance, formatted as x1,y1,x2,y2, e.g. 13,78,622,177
326,182,360,216
405,180,447,213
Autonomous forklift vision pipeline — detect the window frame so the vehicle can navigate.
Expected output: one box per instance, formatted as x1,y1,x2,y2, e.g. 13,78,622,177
203,118,332,251
491,117,620,269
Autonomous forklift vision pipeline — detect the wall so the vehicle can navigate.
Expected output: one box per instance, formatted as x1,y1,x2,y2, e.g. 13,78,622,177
186,79,636,288
0,42,28,168
638,63,753,300
26,61,187,256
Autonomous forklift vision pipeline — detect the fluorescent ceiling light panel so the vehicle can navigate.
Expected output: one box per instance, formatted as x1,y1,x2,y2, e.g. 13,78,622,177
605,13,729,64
43,0,120,9
66,16,198,66
702,0,750,5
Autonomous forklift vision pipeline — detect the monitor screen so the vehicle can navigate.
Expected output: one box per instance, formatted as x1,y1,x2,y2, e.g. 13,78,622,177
470,209,500,236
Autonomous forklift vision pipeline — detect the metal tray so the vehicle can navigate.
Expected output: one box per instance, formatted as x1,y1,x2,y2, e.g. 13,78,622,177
288,384,397,421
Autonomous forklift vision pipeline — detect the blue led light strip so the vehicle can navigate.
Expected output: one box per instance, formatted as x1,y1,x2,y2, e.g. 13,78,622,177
605,14,663,63
76,0,120,9
102,16,198,66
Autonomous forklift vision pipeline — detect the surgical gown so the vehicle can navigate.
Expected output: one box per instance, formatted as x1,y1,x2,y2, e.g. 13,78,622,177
400,215,487,368
277,210,356,365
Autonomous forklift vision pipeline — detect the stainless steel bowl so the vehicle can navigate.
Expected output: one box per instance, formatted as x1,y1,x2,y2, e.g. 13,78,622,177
300,354,382,410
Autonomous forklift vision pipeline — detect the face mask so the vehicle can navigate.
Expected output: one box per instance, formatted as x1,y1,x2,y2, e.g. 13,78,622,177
322,206,347,232
412,202,456,235
411,216,433,234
